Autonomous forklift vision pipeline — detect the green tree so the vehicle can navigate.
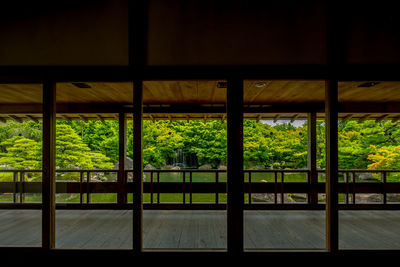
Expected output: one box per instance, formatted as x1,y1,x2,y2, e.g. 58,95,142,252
0,121,42,152
59,120,119,162
368,145,400,170
172,120,226,168
131,121,184,168
0,136,41,169
56,124,113,169
338,120,400,169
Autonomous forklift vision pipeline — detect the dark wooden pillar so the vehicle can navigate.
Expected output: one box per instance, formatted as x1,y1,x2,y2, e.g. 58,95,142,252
133,81,143,252
308,112,318,205
118,112,127,205
42,81,56,249
325,79,339,252
226,77,244,253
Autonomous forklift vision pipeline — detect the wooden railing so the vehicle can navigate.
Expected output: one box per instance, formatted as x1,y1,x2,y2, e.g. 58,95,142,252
1,169,400,209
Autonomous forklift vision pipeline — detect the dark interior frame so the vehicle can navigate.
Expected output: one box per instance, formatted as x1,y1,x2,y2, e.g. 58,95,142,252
0,0,400,262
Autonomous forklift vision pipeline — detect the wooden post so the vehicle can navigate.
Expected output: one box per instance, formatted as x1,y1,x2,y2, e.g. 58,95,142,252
118,112,127,205
133,80,143,252
130,0,146,251
42,81,56,249
226,77,244,253
325,79,339,252
308,112,318,205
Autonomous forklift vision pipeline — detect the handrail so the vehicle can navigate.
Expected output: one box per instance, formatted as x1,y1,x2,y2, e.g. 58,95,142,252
0,168,400,209
0,169,400,173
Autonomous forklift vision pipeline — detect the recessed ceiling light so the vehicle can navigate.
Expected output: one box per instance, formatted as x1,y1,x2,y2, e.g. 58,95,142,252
358,82,380,87
255,82,266,88
217,82,227,88
72,82,91,88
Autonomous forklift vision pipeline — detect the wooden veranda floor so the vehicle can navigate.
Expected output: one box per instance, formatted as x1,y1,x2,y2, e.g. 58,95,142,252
1,210,400,249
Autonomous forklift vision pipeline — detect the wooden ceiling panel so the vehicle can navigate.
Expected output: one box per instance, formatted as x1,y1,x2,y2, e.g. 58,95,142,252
244,80,325,103
0,84,42,103
56,82,133,104
143,81,226,103
1,81,400,105
338,81,400,102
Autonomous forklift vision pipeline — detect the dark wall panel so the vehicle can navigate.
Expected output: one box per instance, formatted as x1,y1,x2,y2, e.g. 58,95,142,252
0,1,128,66
147,0,327,66
343,2,400,64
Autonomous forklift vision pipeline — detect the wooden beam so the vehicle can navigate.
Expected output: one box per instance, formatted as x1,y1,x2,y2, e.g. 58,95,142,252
273,114,280,123
226,76,244,254
133,80,143,253
358,114,371,122
26,115,39,123
341,114,353,121
375,114,390,123
117,112,127,205
290,114,300,123
308,112,318,205
325,79,339,252
79,114,88,123
392,117,400,123
8,115,22,123
61,115,71,122
42,81,56,249
1,64,400,83
96,114,105,123
2,102,400,116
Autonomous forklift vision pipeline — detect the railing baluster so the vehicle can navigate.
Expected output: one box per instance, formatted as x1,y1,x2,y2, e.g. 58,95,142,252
190,171,193,205
345,172,349,204
352,171,356,204
150,171,154,204
13,171,18,203
183,171,186,204
274,171,278,204
87,171,90,204
80,171,84,204
20,171,24,203
307,170,310,204
382,171,387,204
215,171,219,205
281,172,285,204
157,171,160,204
248,171,252,205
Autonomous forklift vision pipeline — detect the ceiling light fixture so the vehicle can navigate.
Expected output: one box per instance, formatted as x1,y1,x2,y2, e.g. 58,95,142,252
217,82,227,88
72,82,91,88
255,82,266,88
358,82,380,87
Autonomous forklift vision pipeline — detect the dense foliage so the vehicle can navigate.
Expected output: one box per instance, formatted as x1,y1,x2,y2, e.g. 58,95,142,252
0,119,399,171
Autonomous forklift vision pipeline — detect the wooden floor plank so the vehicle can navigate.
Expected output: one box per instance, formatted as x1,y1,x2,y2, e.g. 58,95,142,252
1,210,400,249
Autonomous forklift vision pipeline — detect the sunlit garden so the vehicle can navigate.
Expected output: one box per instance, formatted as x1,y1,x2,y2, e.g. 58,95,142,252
0,118,399,203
